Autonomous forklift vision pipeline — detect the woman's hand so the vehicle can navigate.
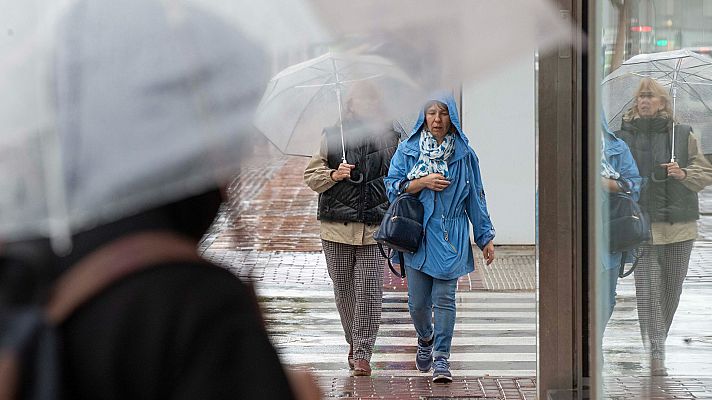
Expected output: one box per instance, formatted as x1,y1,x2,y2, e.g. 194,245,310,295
418,173,450,191
482,241,495,265
331,163,355,181
661,162,687,180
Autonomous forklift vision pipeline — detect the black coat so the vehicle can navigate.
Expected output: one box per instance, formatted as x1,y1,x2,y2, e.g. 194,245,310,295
1,191,296,400
318,120,399,224
60,261,294,400
617,117,699,223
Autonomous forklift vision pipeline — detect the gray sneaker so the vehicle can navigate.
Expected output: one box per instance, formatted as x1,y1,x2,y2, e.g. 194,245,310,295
432,357,452,383
415,337,434,372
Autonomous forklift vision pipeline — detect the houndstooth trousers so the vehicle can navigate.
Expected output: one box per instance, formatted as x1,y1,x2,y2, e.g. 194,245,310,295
322,240,384,362
633,240,693,360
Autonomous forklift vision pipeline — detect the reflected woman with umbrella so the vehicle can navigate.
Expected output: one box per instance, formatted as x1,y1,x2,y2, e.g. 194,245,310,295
303,82,399,376
616,77,712,376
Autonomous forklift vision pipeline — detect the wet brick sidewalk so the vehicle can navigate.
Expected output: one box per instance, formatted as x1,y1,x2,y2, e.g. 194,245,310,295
313,375,712,399
317,376,536,400
604,376,712,399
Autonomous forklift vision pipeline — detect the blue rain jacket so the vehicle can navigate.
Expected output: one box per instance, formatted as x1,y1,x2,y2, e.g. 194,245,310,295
601,118,642,270
385,92,495,280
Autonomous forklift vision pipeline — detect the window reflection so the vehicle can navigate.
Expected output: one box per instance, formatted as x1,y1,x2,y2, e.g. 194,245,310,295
598,0,712,391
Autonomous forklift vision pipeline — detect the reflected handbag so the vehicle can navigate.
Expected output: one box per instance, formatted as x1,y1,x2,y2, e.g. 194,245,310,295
605,191,651,254
373,192,424,278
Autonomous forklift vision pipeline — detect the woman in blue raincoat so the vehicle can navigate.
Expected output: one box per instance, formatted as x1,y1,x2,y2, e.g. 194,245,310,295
600,115,641,333
385,92,495,383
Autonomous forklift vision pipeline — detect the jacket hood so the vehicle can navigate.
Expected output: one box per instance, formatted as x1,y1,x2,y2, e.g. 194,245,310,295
602,112,627,156
402,91,471,161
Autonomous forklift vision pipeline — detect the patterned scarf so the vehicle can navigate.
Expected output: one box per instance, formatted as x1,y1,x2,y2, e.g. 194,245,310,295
407,129,455,180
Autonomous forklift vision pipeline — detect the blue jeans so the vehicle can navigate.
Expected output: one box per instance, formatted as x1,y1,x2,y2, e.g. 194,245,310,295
601,267,619,335
406,266,458,359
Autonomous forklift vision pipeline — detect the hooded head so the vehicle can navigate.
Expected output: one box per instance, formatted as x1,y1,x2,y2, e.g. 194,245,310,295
410,91,464,138
601,110,628,156
0,0,264,305
0,0,268,251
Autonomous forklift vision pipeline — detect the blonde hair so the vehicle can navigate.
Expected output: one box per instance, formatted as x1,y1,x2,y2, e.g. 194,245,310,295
623,77,673,121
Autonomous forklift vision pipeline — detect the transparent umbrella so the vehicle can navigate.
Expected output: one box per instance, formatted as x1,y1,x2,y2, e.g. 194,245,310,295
0,0,327,250
602,49,712,160
254,51,420,161
308,0,574,91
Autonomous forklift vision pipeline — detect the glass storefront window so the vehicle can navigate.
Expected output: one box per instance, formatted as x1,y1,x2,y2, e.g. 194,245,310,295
596,0,712,396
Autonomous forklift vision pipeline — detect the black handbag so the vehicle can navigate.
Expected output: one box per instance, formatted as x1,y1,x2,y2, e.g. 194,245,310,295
373,192,424,278
605,191,651,254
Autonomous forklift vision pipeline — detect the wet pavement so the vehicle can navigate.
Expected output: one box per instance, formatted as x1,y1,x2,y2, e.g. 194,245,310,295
201,142,712,399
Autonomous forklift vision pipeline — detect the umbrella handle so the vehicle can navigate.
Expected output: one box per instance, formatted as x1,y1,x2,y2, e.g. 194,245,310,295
340,156,363,183
347,172,364,184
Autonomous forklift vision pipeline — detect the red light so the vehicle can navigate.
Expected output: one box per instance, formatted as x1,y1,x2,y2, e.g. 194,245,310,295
630,26,653,32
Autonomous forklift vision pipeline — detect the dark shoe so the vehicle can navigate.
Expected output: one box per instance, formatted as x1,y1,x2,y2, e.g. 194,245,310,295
416,337,434,372
651,358,668,376
348,345,354,370
432,357,452,383
352,359,371,376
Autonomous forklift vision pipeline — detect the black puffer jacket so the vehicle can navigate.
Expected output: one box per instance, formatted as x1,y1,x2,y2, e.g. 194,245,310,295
318,120,399,224
617,117,699,223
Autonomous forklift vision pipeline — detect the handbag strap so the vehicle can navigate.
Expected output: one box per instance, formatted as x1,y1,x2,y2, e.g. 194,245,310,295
618,247,645,278
46,231,201,324
397,251,406,278
378,243,405,278
0,233,201,400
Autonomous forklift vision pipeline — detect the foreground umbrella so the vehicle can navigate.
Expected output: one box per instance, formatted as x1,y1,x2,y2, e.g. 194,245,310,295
602,49,712,160
309,0,574,91
254,51,420,160
0,0,321,248
0,0,575,249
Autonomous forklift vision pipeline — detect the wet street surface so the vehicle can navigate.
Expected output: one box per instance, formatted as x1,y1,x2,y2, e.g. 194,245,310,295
201,145,712,398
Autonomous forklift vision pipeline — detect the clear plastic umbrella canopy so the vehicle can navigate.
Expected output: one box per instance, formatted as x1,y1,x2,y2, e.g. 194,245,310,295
309,0,574,91
0,0,328,249
0,0,574,249
254,51,421,159
602,50,712,153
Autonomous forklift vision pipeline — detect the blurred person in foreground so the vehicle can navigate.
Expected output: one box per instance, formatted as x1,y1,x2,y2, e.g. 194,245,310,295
0,1,320,398
304,82,399,376
616,77,712,376
384,92,495,383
